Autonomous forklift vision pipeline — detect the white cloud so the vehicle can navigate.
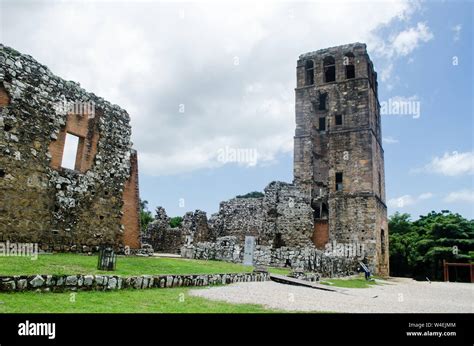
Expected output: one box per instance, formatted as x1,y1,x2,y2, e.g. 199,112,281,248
382,136,399,144
380,63,394,82
390,22,434,56
452,24,462,42
418,192,434,200
388,195,416,208
2,0,418,176
444,189,474,203
421,151,474,176
388,192,433,208
369,19,432,88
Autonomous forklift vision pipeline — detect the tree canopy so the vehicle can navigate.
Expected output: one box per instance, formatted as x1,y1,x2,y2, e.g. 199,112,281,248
389,210,474,280
169,216,183,228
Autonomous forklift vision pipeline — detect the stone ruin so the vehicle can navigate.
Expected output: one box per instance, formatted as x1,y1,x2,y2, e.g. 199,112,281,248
145,181,359,275
293,43,389,275
0,45,140,252
0,42,388,276
142,207,210,253
145,43,389,276
144,181,314,252
187,236,358,277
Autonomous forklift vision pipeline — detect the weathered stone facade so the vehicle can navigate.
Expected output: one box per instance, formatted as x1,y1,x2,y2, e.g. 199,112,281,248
209,181,314,247
0,45,140,251
294,43,388,275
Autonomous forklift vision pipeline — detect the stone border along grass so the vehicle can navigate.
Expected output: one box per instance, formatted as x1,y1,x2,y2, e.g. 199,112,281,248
0,272,269,293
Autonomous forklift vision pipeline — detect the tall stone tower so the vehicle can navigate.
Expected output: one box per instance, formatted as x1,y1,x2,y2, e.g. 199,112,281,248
293,43,389,275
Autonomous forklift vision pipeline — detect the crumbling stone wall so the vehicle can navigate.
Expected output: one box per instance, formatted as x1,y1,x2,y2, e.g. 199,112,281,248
261,181,314,247
143,207,210,253
209,181,314,247
143,207,178,253
146,181,314,254
0,45,140,251
183,236,243,262
184,236,358,277
209,196,264,241
182,209,209,243
147,181,313,253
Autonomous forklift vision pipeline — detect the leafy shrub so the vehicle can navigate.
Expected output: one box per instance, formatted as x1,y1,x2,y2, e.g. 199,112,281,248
169,216,183,228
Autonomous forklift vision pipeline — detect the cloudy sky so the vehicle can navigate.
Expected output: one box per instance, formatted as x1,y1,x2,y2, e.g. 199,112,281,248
1,0,472,219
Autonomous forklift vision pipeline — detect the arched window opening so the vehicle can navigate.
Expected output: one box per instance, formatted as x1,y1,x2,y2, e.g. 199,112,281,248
313,202,328,219
305,60,315,86
321,202,328,218
323,56,336,82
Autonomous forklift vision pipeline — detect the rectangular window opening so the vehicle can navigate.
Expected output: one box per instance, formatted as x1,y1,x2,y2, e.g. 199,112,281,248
346,65,355,79
314,205,321,219
335,114,343,126
319,117,326,131
335,172,343,191
324,66,335,83
62,133,80,170
273,233,285,249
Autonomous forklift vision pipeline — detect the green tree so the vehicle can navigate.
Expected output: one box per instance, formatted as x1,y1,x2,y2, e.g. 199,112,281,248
139,199,154,233
388,212,413,235
389,210,474,281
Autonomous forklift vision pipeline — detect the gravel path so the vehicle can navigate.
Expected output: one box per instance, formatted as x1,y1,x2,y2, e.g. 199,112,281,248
189,277,473,313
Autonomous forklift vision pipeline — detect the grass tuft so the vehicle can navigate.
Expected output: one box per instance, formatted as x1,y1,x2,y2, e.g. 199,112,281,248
320,274,379,288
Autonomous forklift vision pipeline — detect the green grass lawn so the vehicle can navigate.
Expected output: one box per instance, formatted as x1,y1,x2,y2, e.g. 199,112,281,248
0,253,256,276
0,253,292,277
266,267,291,275
0,254,292,313
0,287,279,313
320,274,379,288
